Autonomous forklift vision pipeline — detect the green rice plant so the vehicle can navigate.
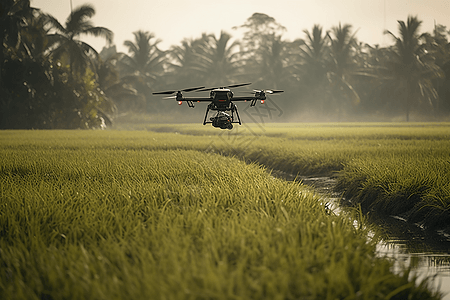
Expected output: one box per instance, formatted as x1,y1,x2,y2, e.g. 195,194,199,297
141,122,450,141
336,154,450,229
111,122,450,231
2,123,450,230
0,131,442,299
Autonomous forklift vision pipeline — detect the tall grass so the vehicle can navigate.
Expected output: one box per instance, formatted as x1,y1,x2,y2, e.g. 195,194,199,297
0,131,441,299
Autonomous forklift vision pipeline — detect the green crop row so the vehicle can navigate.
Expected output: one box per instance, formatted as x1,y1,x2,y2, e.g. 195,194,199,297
2,124,450,230
139,122,450,230
0,131,441,299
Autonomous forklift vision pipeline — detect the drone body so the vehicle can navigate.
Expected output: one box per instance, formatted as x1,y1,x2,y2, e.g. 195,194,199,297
153,83,283,129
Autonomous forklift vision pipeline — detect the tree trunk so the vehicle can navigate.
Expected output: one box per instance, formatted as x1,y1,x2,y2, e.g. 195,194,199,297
406,80,412,122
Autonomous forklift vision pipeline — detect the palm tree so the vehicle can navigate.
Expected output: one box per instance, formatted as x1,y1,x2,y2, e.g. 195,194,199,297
46,4,113,79
425,25,450,113
96,48,140,117
193,31,242,86
0,0,56,128
327,23,360,116
0,0,34,86
119,30,166,111
122,30,165,78
300,25,329,76
167,36,209,87
19,9,49,60
350,43,392,115
385,16,443,121
296,25,330,112
252,34,288,89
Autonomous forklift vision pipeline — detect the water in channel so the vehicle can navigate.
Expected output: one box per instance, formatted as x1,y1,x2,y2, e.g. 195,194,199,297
275,172,450,299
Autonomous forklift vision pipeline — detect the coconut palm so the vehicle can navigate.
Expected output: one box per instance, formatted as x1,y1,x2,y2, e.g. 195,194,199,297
253,34,288,89
300,25,329,78
121,30,165,77
0,0,35,86
295,25,330,112
385,15,443,121
95,47,139,115
0,1,56,128
167,35,209,87
45,4,113,79
119,30,166,111
425,25,450,113
327,23,360,116
18,9,50,60
193,31,242,86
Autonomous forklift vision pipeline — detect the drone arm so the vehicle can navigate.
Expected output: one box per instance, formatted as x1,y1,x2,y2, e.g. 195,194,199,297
231,95,265,107
179,97,213,102
231,96,261,102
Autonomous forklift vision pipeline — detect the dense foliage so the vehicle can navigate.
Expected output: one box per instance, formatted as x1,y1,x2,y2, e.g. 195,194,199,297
2,1,450,128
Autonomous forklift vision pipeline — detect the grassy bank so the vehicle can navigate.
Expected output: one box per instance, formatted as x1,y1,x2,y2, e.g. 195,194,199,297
335,154,450,230
0,130,441,299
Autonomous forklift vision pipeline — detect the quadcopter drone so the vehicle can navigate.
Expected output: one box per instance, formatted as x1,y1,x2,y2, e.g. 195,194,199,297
152,83,283,129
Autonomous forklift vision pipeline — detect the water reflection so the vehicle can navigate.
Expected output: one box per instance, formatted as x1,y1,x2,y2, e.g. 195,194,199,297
272,172,450,298
299,175,450,299
377,241,450,299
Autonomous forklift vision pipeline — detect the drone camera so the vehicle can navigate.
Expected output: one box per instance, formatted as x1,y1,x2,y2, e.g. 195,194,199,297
210,112,233,130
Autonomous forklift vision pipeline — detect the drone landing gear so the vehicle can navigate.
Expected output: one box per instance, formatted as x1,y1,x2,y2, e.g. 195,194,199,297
203,102,241,130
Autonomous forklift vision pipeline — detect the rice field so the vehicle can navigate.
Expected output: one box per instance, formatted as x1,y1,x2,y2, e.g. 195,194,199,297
141,122,450,230
1,126,448,299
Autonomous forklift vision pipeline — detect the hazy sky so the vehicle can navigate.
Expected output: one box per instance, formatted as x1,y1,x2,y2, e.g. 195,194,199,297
31,0,450,53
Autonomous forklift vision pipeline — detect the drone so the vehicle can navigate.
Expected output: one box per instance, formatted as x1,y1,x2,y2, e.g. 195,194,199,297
152,83,283,129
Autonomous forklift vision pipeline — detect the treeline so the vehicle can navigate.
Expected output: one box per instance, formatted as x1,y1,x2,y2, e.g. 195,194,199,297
2,1,450,129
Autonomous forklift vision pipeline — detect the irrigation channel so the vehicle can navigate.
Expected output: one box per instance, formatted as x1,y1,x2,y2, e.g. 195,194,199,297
271,171,450,299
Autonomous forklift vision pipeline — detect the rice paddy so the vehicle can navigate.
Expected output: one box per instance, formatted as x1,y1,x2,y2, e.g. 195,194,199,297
1,124,448,299
141,122,450,230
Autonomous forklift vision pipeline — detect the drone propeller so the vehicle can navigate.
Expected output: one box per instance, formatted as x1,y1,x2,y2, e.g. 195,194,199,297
239,89,284,95
228,82,252,89
254,89,284,94
197,82,252,92
152,86,205,95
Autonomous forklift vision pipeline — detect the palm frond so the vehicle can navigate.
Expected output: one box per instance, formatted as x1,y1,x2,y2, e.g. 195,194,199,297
66,4,95,32
81,26,113,44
